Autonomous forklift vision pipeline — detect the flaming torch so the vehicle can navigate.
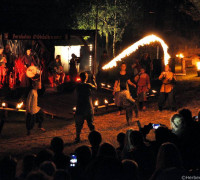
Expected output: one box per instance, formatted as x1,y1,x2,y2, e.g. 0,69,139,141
16,102,24,110
197,62,200,77
94,100,99,112
102,34,171,70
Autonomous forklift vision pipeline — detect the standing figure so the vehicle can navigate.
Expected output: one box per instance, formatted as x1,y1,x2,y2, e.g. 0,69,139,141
158,65,176,111
135,68,151,110
0,46,7,87
74,72,97,142
140,53,152,76
113,63,138,120
69,54,78,82
26,80,46,135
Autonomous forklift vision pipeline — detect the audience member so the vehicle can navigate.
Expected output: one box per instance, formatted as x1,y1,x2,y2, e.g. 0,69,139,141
98,143,117,159
122,159,139,180
150,142,186,180
50,137,70,169
88,131,102,159
128,130,155,180
35,149,54,168
19,154,36,179
116,132,125,160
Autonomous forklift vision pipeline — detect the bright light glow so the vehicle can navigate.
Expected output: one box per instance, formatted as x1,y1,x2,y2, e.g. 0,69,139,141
197,62,200,71
102,34,171,70
94,100,99,107
89,44,93,70
107,84,111,88
2,102,6,107
104,99,108,104
73,107,76,112
55,46,81,72
152,90,157,93
176,53,184,58
101,83,106,87
76,77,81,82
16,102,23,109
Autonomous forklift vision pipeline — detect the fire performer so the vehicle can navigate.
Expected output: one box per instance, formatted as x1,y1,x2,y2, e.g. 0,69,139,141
135,68,151,110
158,64,176,111
74,72,97,142
113,62,138,116
25,80,46,135
0,46,7,87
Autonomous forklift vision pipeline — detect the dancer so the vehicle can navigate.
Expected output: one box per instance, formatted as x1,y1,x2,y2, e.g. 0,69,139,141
113,62,138,117
74,72,97,142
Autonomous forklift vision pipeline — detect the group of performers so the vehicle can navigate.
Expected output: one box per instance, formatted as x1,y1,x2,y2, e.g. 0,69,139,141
0,44,81,89
113,61,176,124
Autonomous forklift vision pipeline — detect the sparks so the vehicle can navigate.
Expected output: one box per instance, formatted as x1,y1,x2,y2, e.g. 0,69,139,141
102,34,171,70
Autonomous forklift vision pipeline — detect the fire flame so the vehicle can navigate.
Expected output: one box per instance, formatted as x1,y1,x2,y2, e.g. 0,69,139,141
104,99,108,104
94,100,99,107
197,62,200,71
176,53,184,58
2,102,6,107
17,102,24,109
102,34,171,70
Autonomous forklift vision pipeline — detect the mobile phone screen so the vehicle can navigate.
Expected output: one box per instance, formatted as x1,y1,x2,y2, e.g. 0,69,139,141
70,154,77,167
152,124,160,129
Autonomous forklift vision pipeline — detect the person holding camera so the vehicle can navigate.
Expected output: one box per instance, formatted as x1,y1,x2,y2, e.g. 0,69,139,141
158,65,176,111
74,72,97,142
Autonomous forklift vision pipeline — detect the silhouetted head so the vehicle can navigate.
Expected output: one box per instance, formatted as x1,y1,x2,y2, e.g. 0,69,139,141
80,72,88,83
130,131,144,147
179,108,193,126
122,159,139,180
155,127,171,144
88,131,102,147
98,143,117,159
50,137,64,154
75,145,92,167
156,142,182,170
117,132,125,147
36,149,54,167
22,154,36,175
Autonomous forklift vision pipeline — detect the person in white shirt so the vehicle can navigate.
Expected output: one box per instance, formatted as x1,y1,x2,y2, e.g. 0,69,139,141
26,80,45,135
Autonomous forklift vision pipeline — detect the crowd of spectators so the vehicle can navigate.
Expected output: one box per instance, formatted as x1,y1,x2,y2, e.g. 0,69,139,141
0,108,200,180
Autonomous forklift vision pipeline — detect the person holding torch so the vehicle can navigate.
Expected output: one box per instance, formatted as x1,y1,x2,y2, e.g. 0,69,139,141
158,64,176,111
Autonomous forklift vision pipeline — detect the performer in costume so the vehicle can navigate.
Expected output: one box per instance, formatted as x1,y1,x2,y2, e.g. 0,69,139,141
135,68,151,110
158,64,176,111
113,62,138,118
0,46,7,87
